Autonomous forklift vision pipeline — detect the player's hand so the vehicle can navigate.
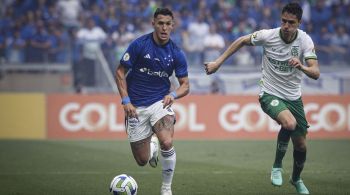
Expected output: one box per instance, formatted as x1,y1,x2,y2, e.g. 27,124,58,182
123,103,138,119
204,61,220,75
162,94,175,109
289,57,303,70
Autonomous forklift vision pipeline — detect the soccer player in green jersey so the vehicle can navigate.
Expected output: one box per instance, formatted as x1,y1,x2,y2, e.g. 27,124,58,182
204,2,320,194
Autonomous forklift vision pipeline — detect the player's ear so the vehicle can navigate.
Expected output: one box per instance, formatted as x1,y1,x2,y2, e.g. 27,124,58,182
152,19,155,27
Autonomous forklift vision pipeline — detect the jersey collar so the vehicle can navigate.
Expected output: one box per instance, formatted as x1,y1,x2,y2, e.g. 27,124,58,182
279,29,298,44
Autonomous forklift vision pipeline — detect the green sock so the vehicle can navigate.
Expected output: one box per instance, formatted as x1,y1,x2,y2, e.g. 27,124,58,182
273,129,291,168
292,149,306,181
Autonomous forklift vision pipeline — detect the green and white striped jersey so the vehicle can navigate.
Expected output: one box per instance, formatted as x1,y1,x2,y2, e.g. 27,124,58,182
251,27,317,100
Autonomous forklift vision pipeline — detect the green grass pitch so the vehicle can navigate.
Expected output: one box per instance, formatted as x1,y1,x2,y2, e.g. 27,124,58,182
0,139,349,194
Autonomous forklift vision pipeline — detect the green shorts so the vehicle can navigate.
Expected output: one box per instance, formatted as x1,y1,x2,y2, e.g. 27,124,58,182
259,92,309,137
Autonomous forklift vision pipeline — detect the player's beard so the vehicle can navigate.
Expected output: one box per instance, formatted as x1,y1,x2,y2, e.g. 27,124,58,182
282,30,296,42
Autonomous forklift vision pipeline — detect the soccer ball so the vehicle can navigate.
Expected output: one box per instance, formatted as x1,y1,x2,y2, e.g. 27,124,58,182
109,174,138,195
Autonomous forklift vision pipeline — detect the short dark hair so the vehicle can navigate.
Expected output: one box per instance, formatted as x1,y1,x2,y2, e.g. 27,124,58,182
282,2,303,21
154,8,174,19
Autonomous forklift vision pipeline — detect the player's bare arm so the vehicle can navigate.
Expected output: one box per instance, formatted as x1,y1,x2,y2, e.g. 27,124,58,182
204,34,252,75
115,64,138,118
163,76,189,108
289,58,320,80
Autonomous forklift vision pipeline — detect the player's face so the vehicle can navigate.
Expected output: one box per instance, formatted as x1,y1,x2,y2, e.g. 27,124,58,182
280,12,300,39
152,14,174,45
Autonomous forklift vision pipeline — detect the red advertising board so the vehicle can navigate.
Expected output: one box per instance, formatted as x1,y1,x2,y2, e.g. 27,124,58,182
47,94,127,139
47,94,350,139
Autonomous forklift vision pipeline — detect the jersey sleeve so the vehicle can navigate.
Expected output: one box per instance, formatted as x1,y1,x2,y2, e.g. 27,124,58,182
302,34,318,61
174,50,188,78
120,40,140,69
250,29,270,46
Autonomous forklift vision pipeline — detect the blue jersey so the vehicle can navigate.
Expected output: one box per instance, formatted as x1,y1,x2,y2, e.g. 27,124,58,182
120,33,188,107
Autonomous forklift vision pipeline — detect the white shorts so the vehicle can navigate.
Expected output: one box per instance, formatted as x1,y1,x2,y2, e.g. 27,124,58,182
126,100,175,142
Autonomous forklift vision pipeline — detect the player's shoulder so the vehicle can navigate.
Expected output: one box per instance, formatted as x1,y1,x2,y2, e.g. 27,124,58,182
253,28,279,39
297,29,313,40
132,33,152,45
257,27,279,34
251,28,280,41
168,38,185,55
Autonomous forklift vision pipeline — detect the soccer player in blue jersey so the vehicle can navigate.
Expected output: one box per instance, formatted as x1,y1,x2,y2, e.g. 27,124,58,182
115,8,189,195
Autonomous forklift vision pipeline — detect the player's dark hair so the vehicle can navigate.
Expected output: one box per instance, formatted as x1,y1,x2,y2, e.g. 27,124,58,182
154,7,174,19
282,2,303,21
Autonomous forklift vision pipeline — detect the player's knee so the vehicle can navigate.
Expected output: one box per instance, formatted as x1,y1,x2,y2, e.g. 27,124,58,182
135,158,148,166
281,118,297,131
294,143,307,152
159,139,173,151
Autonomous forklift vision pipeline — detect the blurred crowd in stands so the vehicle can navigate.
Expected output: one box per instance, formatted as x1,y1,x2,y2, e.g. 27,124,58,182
0,0,349,69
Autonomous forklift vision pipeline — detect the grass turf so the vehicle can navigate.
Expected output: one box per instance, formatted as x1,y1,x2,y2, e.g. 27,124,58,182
0,139,349,194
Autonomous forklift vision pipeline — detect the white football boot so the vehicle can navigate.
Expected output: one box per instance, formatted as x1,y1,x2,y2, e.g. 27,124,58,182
271,167,283,186
149,135,159,168
160,185,172,195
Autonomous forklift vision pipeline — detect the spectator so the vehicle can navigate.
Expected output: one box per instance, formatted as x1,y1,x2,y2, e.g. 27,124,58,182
233,47,255,67
301,0,311,23
112,23,136,66
20,11,36,41
0,0,349,67
260,7,274,29
203,24,225,62
311,0,332,32
184,12,209,67
102,34,117,72
314,26,332,65
6,29,26,63
104,6,119,34
42,3,60,27
57,0,82,29
329,25,349,65
76,18,107,89
0,31,6,61
210,76,225,94
27,20,51,62
48,25,69,63
69,27,83,93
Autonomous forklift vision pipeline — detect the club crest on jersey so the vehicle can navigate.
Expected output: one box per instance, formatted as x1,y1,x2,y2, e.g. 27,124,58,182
291,46,299,57
252,32,257,39
270,99,279,106
123,53,130,61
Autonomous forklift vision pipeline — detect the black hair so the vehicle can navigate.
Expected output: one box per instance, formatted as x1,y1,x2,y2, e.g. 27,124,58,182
154,7,174,19
282,2,303,21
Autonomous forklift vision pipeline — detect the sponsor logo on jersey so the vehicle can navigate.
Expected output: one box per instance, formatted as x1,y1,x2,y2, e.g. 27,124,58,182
139,67,169,78
267,57,294,73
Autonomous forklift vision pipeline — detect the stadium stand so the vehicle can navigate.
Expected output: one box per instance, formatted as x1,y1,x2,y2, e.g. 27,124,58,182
0,0,349,93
